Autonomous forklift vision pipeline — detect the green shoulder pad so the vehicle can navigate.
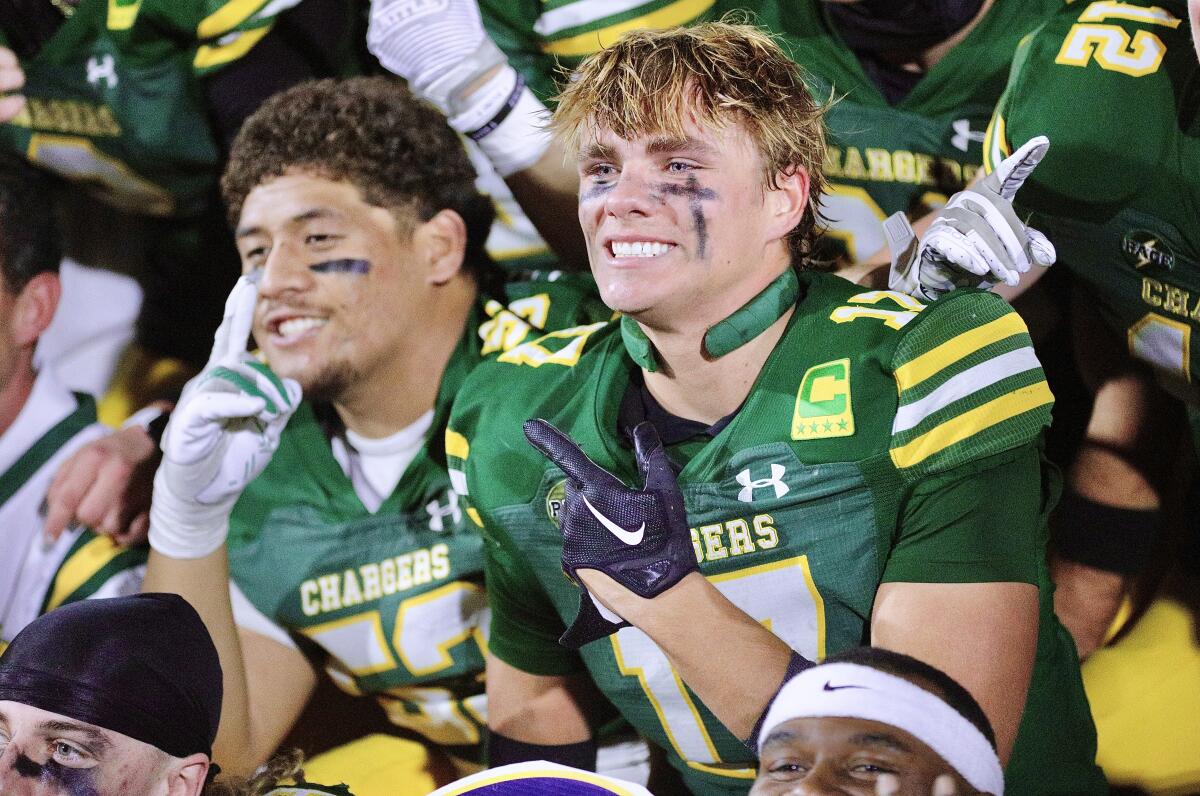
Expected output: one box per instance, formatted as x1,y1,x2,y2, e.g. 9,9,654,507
888,291,1052,478
987,0,1188,208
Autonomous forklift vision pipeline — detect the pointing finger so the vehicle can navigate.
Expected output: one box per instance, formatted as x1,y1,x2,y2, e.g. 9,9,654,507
983,135,1049,201
523,419,621,488
210,275,259,364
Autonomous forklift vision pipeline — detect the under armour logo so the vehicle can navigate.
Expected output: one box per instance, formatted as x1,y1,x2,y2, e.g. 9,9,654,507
86,55,118,89
950,118,985,153
736,464,789,503
426,490,461,532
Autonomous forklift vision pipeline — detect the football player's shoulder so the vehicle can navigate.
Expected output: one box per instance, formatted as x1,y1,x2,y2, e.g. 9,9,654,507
887,290,1053,478
801,270,929,359
449,312,620,488
476,272,610,356
131,0,295,74
998,0,1188,203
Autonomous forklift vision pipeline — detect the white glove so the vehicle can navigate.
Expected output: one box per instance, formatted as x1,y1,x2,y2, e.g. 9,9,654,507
888,136,1056,301
148,275,302,559
367,0,551,176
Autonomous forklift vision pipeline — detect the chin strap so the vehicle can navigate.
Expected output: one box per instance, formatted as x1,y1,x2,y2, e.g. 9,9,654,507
619,268,801,371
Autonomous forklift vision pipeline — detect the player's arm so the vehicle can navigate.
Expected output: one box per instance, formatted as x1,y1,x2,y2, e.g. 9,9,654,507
143,549,317,773
872,557,1039,766
878,452,1049,767
877,292,1056,762
476,512,601,764
486,654,596,765
1050,307,1173,658
142,275,310,773
367,0,587,269
43,403,172,545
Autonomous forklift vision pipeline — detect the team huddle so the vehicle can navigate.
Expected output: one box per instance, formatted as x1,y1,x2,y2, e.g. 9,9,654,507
0,0,1197,794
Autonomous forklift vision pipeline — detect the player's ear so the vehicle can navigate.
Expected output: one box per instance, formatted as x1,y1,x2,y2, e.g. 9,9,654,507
765,165,810,244
416,208,468,286
164,753,210,796
10,272,59,348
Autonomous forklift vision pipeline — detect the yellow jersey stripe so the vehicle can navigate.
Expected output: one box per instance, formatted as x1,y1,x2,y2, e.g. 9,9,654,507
542,0,715,56
445,429,470,461
107,0,144,31
466,507,484,528
982,113,998,174
45,535,125,612
194,25,271,70
197,0,269,39
894,313,1028,393
890,381,1053,469
685,761,758,779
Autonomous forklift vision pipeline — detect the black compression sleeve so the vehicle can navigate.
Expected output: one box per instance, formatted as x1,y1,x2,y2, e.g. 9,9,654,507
488,731,597,771
1052,491,1161,576
203,0,353,151
745,650,815,753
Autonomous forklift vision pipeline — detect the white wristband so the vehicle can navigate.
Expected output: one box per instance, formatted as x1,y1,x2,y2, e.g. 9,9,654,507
448,64,551,177
147,468,232,560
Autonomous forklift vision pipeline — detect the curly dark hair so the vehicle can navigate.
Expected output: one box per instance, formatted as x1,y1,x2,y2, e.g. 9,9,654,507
221,76,494,280
0,152,59,294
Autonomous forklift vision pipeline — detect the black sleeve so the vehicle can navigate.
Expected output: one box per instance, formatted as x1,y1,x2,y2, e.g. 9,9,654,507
202,0,359,151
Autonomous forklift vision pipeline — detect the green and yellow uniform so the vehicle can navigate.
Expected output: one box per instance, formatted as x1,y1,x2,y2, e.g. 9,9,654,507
984,0,1200,436
0,0,307,217
449,271,1104,794
226,278,610,762
480,0,1059,262
0,372,146,655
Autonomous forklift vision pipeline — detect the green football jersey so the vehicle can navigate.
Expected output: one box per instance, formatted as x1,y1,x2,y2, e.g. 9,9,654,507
226,277,610,759
449,271,1104,794
480,0,1059,262
985,0,1200,409
0,0,306,218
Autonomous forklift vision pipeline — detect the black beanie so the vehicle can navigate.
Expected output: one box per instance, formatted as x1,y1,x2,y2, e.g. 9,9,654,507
0,593,222,759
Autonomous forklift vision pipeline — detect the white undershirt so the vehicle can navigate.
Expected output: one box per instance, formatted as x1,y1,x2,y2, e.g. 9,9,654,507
230,408,435,648
330,410,434,512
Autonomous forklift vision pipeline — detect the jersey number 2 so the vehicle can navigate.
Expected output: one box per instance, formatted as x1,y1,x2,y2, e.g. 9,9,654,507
1055,1,1181,77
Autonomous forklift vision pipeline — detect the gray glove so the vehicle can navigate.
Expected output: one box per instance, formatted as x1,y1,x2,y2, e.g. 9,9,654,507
889,135,1056,301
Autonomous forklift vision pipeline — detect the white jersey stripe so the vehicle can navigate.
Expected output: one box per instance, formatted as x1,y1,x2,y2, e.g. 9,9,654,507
534,0,662,35
892,346,1042,435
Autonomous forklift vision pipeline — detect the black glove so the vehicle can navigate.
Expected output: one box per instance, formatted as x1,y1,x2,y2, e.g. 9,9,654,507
524,419,698,649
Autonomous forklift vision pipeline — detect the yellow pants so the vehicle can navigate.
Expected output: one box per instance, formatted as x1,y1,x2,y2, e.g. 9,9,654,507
1084,598,1200,793
304,735,477,796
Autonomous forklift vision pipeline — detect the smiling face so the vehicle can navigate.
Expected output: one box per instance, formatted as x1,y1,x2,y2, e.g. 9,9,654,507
751,717,975,796
235,170,433,401
0,702,173,796
577,112,806,330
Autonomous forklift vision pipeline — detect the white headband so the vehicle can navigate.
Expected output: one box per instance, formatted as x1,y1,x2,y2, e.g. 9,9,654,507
758,662,1004,795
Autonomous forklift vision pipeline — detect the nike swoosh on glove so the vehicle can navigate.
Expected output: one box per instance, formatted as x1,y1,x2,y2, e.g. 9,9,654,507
524,419,697,649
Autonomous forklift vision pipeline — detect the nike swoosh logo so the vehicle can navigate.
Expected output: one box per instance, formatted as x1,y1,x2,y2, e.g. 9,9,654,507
581,494,645,545
823,682,866,692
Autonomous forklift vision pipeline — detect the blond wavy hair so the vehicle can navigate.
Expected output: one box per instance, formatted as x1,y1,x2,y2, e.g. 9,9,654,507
551,19,829,261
